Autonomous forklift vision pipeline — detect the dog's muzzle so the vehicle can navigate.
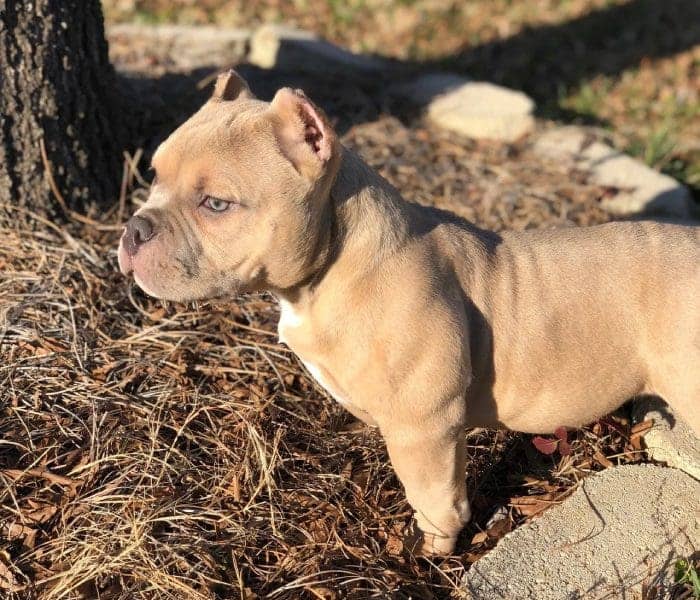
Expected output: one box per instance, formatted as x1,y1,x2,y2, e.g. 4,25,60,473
123,215,155,257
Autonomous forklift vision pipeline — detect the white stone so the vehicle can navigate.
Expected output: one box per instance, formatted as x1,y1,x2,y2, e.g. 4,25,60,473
533,126,694,218
633,397,700,480
107,24,250,70
249,24,384,74
425,81,535,142
464,464,700,599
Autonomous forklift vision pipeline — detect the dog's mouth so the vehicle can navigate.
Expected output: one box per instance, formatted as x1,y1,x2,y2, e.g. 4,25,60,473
117,235,134,276
116,235,162,298
118,235,244,303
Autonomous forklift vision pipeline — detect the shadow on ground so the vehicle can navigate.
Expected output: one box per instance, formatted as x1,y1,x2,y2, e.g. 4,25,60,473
120,0,700,164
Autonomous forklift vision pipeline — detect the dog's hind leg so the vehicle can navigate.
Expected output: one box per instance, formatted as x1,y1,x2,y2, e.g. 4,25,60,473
659,383,700,436
649,358,700,436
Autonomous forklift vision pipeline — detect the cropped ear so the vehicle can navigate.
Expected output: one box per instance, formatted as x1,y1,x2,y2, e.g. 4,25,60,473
269,87,338,179
211,69,253,102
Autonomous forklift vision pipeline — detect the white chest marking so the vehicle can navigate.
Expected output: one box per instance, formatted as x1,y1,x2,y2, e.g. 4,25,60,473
277,299,302,346
277,299,349,406
299,359,349,406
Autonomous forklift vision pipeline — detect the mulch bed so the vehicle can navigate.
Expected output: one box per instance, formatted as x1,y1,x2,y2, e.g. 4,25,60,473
1,100,662,599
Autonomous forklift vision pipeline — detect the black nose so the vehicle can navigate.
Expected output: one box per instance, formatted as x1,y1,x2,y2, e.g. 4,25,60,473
124,215,155,257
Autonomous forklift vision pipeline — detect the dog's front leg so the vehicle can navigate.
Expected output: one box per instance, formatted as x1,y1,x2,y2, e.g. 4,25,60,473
381,417,469,555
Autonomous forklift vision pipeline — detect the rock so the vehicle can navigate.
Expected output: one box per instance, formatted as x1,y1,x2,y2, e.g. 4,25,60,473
533,126,694,218
249,24,385,76
389,74,536,141
389,73,471,106
464,464,700,599
107,24,250,70
633,397,700,480
422,81,535,142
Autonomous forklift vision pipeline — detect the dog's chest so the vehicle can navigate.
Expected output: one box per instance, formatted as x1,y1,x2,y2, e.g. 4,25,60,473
277,300,350,406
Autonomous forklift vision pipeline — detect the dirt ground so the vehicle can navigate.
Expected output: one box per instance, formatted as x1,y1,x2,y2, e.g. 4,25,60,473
1,114,663,600
2,7,698,600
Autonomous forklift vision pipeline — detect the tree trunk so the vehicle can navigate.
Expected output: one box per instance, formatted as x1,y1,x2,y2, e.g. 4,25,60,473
0,0,124,221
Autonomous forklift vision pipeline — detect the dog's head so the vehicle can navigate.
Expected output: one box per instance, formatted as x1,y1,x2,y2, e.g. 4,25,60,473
118,70,342,302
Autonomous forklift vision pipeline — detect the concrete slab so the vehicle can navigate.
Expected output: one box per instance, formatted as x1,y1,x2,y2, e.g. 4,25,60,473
633,397,700,481
464,464,700,599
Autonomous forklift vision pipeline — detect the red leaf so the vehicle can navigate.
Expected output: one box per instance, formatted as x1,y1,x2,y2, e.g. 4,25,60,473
532,436,558,455
554,426,568,442
558,440,572,456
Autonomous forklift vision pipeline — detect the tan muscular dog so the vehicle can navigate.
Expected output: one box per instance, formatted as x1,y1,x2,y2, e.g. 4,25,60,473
118,70,700,555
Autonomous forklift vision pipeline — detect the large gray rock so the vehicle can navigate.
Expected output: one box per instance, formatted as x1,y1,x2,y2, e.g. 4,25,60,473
249,24,385,76
533,126,694,218
422,80,536,142
464,464,700,599
107,24,250,70
389,73,472,106
633,397,700,481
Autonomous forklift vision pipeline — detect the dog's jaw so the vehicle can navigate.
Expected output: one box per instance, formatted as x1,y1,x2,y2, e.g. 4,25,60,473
117,237,133,276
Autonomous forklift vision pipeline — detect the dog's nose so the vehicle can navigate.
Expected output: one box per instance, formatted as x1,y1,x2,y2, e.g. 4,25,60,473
124,215,155,256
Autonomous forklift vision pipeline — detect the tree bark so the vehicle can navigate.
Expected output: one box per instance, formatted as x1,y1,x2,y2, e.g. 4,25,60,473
0,0,124,220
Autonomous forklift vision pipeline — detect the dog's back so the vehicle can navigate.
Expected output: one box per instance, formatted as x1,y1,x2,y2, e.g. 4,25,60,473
447,220,699,433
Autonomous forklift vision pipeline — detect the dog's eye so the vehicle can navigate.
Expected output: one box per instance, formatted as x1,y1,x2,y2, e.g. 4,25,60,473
201,196,231,212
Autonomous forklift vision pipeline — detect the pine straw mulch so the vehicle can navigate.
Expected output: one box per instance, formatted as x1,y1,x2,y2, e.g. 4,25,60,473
1,117,658,599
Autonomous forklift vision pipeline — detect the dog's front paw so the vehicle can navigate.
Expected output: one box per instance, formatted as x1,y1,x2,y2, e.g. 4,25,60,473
404,527,458,556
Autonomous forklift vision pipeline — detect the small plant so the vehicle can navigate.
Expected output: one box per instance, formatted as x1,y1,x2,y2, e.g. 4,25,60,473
674,558,700,599
627,123,678,171
532,426,572,456
562,78,613,118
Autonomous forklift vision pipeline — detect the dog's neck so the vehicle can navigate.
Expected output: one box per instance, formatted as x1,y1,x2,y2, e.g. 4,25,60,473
330,148,412,258
273,147,413,307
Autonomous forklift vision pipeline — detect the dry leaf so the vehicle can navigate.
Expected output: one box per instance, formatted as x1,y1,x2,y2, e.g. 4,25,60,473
630,419,654,438
385,532,404,555
0,559,19,592
24,504,58,525
510,493,558,517
4,523,37,548
340,460,353,480
226,473,241,502
486,517,512,539
471,531,488,545
593,450,614,469
147,307,166,321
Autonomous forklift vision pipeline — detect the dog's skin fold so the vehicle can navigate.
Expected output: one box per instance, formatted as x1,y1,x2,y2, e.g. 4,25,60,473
118,70,700,555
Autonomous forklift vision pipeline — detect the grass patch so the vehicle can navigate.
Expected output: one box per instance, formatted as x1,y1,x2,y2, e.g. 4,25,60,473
674,558,700,599
627,123,679,170
561,78,614,119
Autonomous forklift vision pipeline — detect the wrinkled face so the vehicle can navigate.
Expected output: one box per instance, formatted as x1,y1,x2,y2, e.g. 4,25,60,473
118,72,340,302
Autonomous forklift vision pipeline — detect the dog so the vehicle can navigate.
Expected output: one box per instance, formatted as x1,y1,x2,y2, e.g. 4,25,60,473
118,70,699,555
